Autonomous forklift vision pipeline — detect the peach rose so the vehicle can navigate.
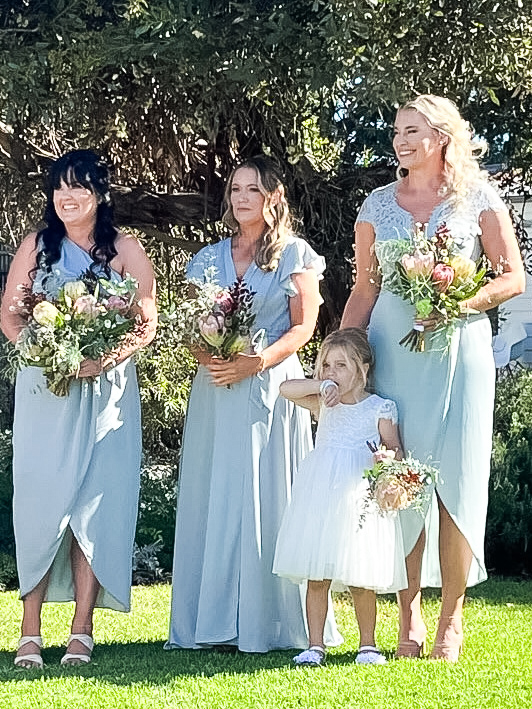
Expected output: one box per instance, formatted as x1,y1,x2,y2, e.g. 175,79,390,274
374,475,409,511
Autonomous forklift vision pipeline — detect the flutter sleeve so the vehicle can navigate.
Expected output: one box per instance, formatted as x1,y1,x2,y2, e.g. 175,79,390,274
355,191,376,225
277,237,326,297
185,244,218,283
378,398,398,425
475,181,509,214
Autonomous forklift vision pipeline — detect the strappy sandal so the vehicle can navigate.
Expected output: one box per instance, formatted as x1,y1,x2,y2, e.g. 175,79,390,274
14,635,43,669
293,645,326,667
355,645,387,665
60,633,94,666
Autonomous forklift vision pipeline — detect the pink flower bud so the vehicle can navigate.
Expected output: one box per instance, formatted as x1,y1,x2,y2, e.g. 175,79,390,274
214,291,236,315
431,263,454,293
107,295,129,313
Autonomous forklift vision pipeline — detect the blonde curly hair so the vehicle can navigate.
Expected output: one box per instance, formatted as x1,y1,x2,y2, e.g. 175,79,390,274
397,94,488,202
222,156,293,272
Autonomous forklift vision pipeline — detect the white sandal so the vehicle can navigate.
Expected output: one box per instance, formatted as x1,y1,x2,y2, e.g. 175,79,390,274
60,633,94,666
14,635,43,669
356,645,387,665
293,645,326,667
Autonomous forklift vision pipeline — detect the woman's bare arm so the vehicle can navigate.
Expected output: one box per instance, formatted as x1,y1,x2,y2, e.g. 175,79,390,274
340,222,380,329
0,234,38,342
461,209,525,312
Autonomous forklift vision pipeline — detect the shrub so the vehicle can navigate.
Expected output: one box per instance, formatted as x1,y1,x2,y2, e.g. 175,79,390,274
136,276,196,460
135,460,178,574
0,551,18,591
132,539,170,585
0,429,17,589
486,368,532,576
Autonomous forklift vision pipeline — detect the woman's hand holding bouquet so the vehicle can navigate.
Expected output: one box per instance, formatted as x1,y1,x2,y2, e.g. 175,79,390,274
378,222,487,352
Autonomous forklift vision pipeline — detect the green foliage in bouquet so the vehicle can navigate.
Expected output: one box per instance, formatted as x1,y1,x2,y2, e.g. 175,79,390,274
8,272,143,396
364,445,438,515
168,266,258,360
376,223,488,352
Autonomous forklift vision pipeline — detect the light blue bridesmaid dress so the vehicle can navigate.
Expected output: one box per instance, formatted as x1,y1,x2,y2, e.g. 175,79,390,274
12,237,141,611
166,236,342,653
358,180,506,587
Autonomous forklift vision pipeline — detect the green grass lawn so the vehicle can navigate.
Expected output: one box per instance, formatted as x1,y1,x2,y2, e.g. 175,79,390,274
0,578,530,708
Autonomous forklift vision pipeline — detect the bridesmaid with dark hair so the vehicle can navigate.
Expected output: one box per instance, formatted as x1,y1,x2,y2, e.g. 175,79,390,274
1,150,157,668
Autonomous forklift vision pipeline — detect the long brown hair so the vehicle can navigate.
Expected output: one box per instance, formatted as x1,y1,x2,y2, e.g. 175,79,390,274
222,155,294,271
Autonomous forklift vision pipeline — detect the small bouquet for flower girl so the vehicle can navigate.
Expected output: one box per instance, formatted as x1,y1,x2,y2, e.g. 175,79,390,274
363,442,438,514
377,222,487,352
8,271,143,397
182,267,257,359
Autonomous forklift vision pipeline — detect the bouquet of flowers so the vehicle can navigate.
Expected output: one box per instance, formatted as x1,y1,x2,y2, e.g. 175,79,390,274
363,441,438,515
180,266,258,359
376,222,487,352
9,271,143,396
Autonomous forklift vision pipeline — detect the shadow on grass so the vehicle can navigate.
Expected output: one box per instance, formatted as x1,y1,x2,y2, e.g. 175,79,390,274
373,577,532,608
420,577,532,606
0,642,400,683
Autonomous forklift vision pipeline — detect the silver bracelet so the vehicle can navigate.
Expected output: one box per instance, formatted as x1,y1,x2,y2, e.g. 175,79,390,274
319,379,338,396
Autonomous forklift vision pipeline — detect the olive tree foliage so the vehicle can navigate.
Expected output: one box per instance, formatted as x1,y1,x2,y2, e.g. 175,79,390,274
0,1,530,572
1,1,532,319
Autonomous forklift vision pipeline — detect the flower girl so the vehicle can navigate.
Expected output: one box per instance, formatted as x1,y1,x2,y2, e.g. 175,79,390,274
273,328,407,666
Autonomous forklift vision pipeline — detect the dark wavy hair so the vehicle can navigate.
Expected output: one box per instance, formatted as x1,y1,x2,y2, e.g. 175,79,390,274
35,150,118,278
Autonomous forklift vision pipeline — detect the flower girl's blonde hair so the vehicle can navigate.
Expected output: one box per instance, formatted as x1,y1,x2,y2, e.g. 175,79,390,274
397,94,488,203
222,155,293,272
315,328,374,389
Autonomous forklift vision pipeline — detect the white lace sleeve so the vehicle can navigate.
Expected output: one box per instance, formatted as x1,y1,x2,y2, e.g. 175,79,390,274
473,181,508,214
378,398,398,425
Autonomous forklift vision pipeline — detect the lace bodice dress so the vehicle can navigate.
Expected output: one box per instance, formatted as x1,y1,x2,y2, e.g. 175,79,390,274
357,180,506,587
273,395,407,594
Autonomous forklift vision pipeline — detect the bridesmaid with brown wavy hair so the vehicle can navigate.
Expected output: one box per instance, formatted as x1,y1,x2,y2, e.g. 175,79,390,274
166,156,341,653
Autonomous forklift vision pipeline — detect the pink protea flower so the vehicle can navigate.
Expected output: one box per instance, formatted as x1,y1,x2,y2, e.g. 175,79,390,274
431,263,455,293
199,313,226,347
73,294,101,319
214,291,237,315
401,251,435,279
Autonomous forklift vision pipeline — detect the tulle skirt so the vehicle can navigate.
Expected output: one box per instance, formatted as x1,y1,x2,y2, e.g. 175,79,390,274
273,445,408,593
